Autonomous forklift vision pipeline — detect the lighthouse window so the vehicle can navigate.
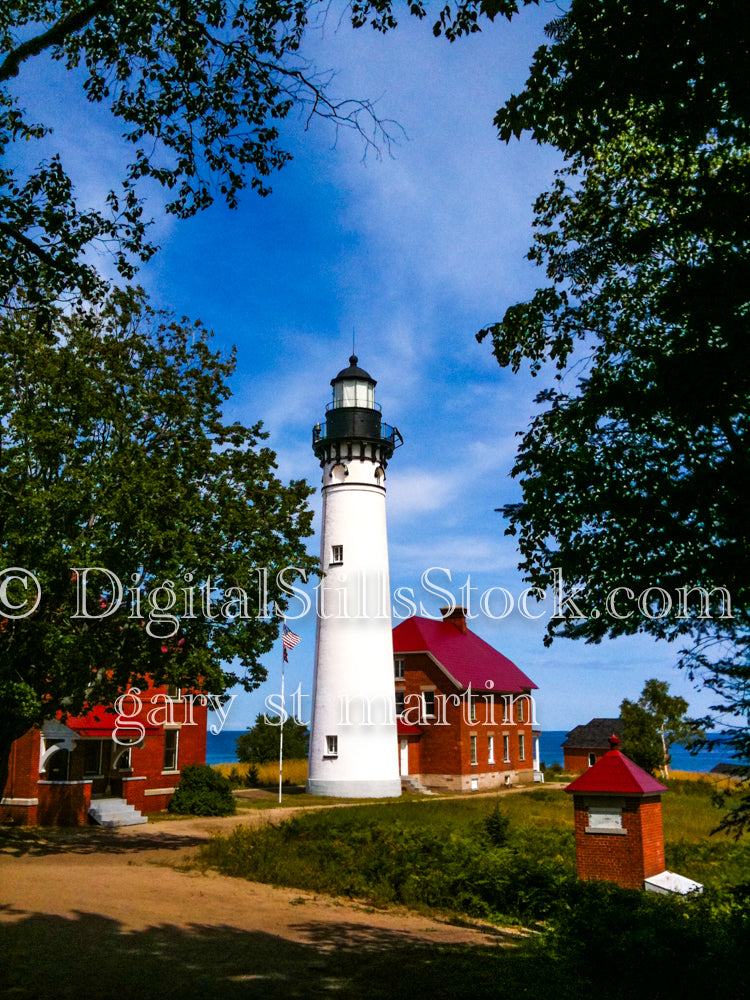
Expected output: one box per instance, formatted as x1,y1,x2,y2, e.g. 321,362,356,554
325,735,338,757
330,545,344,566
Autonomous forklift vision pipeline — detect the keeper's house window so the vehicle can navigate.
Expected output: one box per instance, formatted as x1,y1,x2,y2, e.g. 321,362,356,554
588,753,597,768
394,657,405,680
470,734,478,766
395,690,406,715
330,545,344,565
517,698,525,723
488,735,495,764
83,740,104,777
325,735,338,757
503,734,510,763
166,684,181,700
422,690,436,719
519,733,526,761
163,729,179,772
587,799,623,832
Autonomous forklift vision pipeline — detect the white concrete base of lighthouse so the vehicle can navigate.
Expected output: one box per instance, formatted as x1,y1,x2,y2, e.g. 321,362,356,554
306,777,402,798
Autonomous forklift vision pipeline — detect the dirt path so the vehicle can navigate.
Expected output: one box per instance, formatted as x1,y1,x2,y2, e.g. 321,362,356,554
0,804,525,999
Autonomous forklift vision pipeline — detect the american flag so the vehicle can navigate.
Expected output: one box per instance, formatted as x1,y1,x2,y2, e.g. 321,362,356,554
282,624,301,661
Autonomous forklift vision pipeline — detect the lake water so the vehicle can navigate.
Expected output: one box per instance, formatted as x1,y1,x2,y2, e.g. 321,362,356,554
207,728,730,773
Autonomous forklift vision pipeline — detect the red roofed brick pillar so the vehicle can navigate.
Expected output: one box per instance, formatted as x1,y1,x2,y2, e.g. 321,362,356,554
565,736,667,890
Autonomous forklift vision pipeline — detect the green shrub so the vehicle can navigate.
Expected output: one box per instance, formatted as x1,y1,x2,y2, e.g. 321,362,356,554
169,764,236,816
225,764,260,789
482,804,511,847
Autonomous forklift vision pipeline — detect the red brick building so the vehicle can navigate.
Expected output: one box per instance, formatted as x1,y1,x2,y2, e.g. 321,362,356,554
1,682,208,827
562,717,624,771
392,607,540,792
565,735,667,889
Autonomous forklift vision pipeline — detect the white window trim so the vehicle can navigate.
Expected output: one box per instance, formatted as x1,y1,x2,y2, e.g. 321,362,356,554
330,545,344,566
394,657,405,680
162,728,180,774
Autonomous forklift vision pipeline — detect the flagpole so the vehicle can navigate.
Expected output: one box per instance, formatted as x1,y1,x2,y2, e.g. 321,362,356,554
278,624,300,806
279,640,285,805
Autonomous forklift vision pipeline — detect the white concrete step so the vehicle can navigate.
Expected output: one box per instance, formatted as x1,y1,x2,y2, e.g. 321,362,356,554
400,776,435,795
89,797,147,827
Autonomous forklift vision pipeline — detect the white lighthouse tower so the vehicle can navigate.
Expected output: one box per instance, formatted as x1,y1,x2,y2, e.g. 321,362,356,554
306,356,403,798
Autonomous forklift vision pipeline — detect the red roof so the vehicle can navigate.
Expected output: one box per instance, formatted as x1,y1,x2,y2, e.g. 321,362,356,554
397,719,422,736
392,616,537,693
565,738,667,795
61,709,159,738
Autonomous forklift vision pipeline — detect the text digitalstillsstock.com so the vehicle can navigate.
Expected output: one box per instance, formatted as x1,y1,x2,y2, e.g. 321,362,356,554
0,565,734,636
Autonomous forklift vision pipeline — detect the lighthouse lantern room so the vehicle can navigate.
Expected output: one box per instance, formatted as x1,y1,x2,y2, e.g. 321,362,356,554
307,356,403,798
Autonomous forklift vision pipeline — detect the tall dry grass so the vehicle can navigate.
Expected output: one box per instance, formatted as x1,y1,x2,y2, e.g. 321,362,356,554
212,759,308,785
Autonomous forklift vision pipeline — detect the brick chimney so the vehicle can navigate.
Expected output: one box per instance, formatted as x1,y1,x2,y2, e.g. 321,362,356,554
441,606,467,633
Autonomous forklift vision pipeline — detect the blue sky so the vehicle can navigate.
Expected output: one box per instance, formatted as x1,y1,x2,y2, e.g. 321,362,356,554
12,4,719,733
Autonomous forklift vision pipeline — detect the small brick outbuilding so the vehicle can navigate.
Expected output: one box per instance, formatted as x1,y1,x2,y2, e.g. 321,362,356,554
562,717,624,771
565,735,667,890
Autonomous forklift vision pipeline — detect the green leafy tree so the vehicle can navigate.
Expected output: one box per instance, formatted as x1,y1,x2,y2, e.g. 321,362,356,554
0,288,316,795
457,1,750,830
236,712,310,765
620,701,664,777
346,0,750,829
621,679,703,777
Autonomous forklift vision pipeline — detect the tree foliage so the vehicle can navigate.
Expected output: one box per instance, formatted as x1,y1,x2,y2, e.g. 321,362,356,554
0,0,415,316
168,763,236,816
462,1,750,830
0,1,540,315
0,289,316,792
620,679,703,777
236,712,310,764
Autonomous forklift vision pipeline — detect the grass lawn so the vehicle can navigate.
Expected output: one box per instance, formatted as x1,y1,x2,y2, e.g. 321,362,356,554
196,777,750,1000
